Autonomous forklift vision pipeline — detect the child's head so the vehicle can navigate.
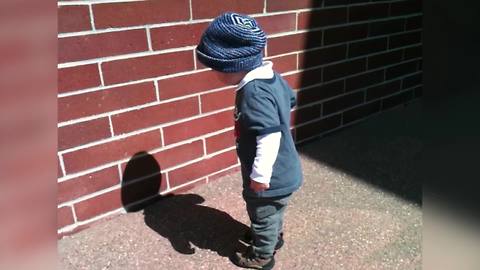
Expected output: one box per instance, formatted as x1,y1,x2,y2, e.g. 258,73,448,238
196,12,266,83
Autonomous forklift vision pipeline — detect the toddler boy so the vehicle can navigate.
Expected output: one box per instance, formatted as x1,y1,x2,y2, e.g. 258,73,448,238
196,12,303,270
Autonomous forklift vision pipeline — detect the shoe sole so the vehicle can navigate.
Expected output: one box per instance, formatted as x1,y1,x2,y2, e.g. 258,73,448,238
230,255,275,270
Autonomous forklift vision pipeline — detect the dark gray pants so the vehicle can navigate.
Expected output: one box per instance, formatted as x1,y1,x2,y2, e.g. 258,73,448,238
245,194,291,258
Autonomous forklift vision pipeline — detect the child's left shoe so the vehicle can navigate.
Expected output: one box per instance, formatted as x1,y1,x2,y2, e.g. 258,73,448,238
231,246,275,270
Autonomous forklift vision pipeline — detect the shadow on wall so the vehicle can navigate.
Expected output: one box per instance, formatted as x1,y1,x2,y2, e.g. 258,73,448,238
291,0,423,205
121,152,163,212
121,152,249,256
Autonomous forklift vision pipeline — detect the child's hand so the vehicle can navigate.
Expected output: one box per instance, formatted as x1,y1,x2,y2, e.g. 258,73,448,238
250,179,269,192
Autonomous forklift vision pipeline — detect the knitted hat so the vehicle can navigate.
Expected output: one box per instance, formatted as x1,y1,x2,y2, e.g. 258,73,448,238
196,12,267,73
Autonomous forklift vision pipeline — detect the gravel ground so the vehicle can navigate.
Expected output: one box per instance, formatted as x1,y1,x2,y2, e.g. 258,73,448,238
59,102,422,270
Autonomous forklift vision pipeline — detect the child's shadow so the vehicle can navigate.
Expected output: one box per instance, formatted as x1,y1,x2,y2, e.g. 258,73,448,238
143,194,249,257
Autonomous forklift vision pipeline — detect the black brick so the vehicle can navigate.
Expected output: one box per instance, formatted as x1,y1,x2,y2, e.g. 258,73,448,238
368,50,403,69
324,24,368,45
343,100,381,124
323,91,364,115
366,80,401,101
346,70,384,92
324,58,366,82
348,37,388,58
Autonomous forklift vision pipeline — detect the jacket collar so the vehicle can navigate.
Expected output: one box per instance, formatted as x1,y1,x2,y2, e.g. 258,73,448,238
236,61,274,91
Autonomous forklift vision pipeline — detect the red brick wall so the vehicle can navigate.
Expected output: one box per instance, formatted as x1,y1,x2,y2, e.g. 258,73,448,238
58,0,422,235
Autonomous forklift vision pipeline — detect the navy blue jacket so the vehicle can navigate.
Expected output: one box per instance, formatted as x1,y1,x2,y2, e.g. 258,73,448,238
234,72,303,198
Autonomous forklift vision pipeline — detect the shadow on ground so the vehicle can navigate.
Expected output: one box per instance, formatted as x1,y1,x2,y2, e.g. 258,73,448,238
297,101,424,205
121,152,248,257
143,194,249,257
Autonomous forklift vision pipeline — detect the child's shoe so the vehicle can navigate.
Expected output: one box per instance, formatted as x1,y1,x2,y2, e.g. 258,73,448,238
243,230,284,251
231,246,275,270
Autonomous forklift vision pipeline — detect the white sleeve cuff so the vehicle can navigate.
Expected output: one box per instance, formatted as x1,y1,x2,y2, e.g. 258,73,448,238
250,131,281,184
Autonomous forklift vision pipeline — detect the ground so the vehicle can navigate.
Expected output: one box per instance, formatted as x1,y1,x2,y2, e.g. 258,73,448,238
59,101,422,270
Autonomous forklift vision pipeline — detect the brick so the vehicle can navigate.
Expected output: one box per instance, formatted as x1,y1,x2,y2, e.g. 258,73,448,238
93,0,189,29
404,45,422,60
284,72,301,90
283,67,323,90
323,0,348,6
58,206,74,229
58,157,63,178
102,50,194,85
58,30,148,63
323,58,366,82
298,45,347,69
349,3,389,22
170,178,208,194
58,118,111,151
386,60,418,80
406,15,422,30
205,130,235,154
255,14,296,35
168,150,238,187
366,80,402,101
291,104,322,125
58,166,119,204
345,70,384,92
268,31,322,56
343,100,381,124
382,90,414,110
163,110,234,145
74,189,121,221
58,5,91,33
390,0,422,16
298,67,324,88
58,64,101,93
208,165,240,182
402,72,422,89
157,70,225,100
196,59,208,70
111,97,199,134
324,24,368,45
368,50,403,70
296,80,344,106
389,31,422,49
201,88,236,113
63,130,161,174
368,19,405,36
151,22,208,51
266,0,321,12
192,0,264,19
268,54,297,74
153,140,204,169
58,82,156,122
296,114,341,141
298,8,347,29
323,91,364,115
348,37,387,58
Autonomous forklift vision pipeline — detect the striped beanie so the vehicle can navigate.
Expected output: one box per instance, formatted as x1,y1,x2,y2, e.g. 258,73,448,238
196,12,267,73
